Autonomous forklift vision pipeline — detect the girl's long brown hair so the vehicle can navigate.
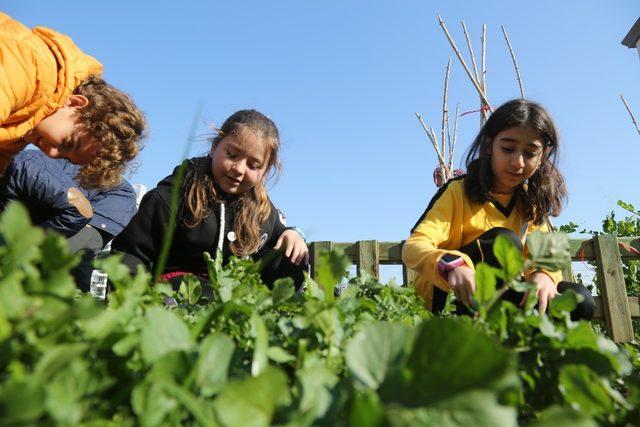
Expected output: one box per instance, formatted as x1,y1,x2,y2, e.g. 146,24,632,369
182,110,281,256
464,99,567,225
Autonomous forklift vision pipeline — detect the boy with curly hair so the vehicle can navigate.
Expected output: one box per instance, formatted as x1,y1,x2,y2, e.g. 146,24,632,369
0,12,146,189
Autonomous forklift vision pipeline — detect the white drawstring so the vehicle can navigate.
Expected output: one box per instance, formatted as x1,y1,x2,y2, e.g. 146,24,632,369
217,202,225,252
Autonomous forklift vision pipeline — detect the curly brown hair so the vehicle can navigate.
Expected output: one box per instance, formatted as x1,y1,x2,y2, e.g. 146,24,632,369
183,110,282,256
72,75,146,189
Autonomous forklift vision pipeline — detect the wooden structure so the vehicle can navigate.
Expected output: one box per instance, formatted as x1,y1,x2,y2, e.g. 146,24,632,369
622,17,640,61
309,235,640,343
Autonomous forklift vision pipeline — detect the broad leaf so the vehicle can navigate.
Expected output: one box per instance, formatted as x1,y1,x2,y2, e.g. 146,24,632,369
346,322,412,390
140,307,193,364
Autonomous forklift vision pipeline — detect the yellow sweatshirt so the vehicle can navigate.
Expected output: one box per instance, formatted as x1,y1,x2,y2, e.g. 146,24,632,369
0,13,102,164
402,177,561,309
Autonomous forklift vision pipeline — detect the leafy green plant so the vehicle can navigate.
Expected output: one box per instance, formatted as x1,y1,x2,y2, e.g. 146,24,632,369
0,203,638,426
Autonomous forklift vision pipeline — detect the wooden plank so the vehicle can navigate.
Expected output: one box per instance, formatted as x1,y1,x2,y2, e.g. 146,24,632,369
568,237,640,261
593,296,639,319
594,234,635,343
356,240,379,279
333,237,640,264
309,241,333,281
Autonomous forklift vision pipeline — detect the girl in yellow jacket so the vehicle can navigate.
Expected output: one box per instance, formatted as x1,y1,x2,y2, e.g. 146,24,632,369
402,99,595,320
0,13,145,189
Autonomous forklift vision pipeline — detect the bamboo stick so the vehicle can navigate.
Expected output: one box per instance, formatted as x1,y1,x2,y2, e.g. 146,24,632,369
461,21,480,83
449,103,460,169
438,15,493,112
501,25,525,99
415,112,448,166
441,57,451,159
620,94,640,137
445,110,452,168
481,24,487,94
481,24,488,125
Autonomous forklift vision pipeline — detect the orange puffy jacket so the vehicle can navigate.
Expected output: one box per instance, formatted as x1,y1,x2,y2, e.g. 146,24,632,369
0,13,102,164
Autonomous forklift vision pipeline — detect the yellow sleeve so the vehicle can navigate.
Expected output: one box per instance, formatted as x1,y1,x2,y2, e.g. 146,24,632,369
523,219,563,285
402,183,474,292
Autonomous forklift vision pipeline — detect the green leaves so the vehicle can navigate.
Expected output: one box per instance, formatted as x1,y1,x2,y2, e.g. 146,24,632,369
141,307,193,364
194,333,235,396
474,263,498,305
386,391,517,427
558,365,621,418
402,318,516,404
494,234,524,280
525,231,570,272
314,248,350,300
0,202,637,426
346,322,413,390
213,368,291,427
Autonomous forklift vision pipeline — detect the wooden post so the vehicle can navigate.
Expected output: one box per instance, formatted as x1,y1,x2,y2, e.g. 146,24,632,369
402,264,418,287
309,241,333,281
594,234,634,343
356,240,379,279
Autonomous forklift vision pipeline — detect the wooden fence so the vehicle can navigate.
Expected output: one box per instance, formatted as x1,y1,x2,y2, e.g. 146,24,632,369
309,236,640,343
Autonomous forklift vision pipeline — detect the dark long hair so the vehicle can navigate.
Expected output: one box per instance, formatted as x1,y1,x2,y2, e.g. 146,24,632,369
183,110,281,256
464,99,567,225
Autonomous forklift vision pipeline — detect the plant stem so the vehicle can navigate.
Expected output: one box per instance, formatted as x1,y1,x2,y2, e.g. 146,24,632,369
154,102,203,284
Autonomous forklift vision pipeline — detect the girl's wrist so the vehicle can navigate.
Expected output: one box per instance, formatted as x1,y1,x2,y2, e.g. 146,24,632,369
438,255,467,280
286,226,306,242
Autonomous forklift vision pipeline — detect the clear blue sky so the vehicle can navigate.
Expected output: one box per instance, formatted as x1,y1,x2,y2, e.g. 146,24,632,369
6,2,640,246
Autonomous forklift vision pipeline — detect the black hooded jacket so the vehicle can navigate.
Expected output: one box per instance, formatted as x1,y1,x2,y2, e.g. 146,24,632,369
111,157,290,276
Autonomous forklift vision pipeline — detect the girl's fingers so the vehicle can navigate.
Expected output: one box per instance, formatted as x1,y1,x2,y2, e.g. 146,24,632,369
519,291,529,307
274,234,284,250
292,246,302,265
538,292,548,314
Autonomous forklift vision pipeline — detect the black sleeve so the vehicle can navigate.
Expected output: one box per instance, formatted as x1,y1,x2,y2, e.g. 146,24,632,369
111,190,171,275
264,201,291,249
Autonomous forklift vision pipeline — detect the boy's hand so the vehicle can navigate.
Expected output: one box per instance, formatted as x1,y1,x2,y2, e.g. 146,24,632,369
274,229,309,266
447,265,476,306
520,271,558,314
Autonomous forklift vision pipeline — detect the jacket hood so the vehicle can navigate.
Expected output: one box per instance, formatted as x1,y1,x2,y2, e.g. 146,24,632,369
0,12,102,149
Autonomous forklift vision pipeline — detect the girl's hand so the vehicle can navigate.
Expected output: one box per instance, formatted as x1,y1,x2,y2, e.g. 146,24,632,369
520,272,558,314
447,265,476,306
274,229,309,266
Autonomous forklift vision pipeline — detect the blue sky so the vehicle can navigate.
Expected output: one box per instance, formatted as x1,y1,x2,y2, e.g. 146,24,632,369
6,1,640,249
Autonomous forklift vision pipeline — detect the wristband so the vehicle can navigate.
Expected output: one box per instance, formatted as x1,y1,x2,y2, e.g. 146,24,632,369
437,255,466,280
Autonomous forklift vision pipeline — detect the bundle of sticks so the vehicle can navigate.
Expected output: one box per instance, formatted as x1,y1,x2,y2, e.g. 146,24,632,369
417,17,526,187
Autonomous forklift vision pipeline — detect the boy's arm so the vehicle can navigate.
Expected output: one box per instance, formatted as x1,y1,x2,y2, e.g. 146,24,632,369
5,153,92,237
88,185,137,236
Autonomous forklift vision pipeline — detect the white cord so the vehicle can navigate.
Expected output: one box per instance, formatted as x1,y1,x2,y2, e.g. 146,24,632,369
217,202,225,252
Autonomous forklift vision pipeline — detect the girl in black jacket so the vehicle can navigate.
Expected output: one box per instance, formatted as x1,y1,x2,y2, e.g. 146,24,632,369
112,110,308,291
